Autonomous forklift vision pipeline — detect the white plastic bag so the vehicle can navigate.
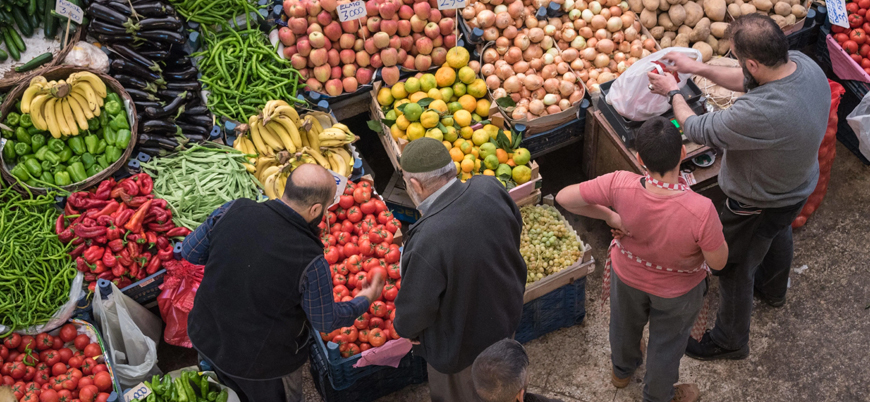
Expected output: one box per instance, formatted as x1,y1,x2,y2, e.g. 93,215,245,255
0,273,84,335
94,283,163,389
606,48,703,121
63,41,110,73
846,91,870,160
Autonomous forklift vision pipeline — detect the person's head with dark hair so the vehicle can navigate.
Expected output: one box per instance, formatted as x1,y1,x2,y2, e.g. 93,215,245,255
472,339,530,402
281,163,337,228
726,14,790,90
635,117,685,176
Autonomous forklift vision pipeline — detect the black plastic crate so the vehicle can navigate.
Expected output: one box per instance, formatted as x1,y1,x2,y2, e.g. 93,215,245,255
515,277,587,344
521,117,585,159
836,81,870,165
787,20,819,50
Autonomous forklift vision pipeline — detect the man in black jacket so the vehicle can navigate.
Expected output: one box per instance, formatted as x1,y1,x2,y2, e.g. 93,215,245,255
182,164,384,402
473,339,564,402
393,138,527,402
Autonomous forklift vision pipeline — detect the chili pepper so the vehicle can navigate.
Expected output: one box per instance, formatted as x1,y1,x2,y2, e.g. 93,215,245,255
11,164,32,181
114,277,132,289
94,235,108,245
149,207,169,223
82,152,96,169
14,141,31,156
3,139,16,160
46,138,64,153
127,241,139,259
54,171,71,186
91,261,106,274
96,215,113,227
110,113,130,131
70,243,86,258
95,139,107,155
112,262,125,277
30,133,46,150
68,137,85,155
58,146,72,162
55,214,66,234
24,158,42,177
94,180,114,200
110,187,125,199
112,202,128,216
199,374,209,400
6,112,20,126
146,254,162,274
98,271,114,281
68,162,87,183
156,236,170,250
19,114,32,128
105,146,122,163
145,231,157,247
114,209,134,227
75,257,88,273
118,178,139,196
72,236,85,246
80,199,110,210
129,259,140,278
95,201,120,217
108,238,126,252
216,389,228,402
85,273,97,282
58,229,75,243
136,268,146,280
134,173,154,194
84,246,104,264
147,221,175,232
67,192,87,208
116,129,132,149
84,135,99,155
156,247,174,261
127,195,151,208
74,225,107,239
101,247,117,268
118,248,133,266
125,199,152,233
107,225,124,241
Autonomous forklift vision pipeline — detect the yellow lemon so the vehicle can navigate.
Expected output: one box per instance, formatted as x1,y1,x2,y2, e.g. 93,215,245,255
377,88,394,106
512,165,532,184
476,99,491,118
460,141,473,154
409,91,428,103
429,100,448,113
390,124,404,140
435,67,456,87
420,110,440,129
396,114,411,130
460,126,474,139
472,129,490,146
484,124,499,139
483,169,495,176
452,82,466,97
407,122,425,141
439,87,454,102
404,77,421,94
457,66,476,84
467,79,487,98
393,98,410,115
449,147,464,162
391,84,408,100
444,126,458,142
443,140,452,150
425,128,444,141
453,110,472,127
403,103,423,122
420,74,437,92
513,148,531,165
441,116,454,127
459,95,477,113
446,47,470,69
426,88,442,100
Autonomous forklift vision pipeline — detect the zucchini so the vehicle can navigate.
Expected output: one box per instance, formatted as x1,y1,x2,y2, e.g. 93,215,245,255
26,0,35,17
15,52,53,72
42,0,55,38
10,6,32,37
0,49,7,61
7,25,24,52
2,28,19,61
28,4,39,28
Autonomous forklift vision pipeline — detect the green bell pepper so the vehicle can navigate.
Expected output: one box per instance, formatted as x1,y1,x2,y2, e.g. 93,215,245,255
18,154,34,164
47,138,64,153
86,164,101,177
96,155,108,169
58,146,72,162
68,155,81,165
10,164,32,181
34,146,48,161
27,126,42,135
88,117,100,130
107,92,122,108
81,152,96,169
40,171,54,185
14,142,30,156
215,389,228,402
3,139,15,160
68,162,86,183
116,129,131,149
19,114,32,128
84,135,99,155
25,179,38,187
24,158,42,177
104,146,121,163
95,139,107,155
5,112,20,126
99,109,109,128
68,136,85,155
103,126,117,146
54,171,71,186
40,160,53,172
52,164,67,174
109,113,129,131
104,100,121,116
15,127,30,144
43,150,60,164
30,133,46,150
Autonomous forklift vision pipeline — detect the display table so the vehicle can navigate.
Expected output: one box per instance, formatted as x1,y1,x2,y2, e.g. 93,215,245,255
582,109,722,194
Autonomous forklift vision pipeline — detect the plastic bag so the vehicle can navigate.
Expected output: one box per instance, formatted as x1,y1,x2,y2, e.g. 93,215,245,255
157,259,205,348
0,272,84,335
846,88,870,161
606,48,703,121
64,41,110,73
94,282,163,389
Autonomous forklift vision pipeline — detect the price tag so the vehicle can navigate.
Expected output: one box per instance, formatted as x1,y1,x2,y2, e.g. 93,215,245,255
827,0,849,28
123,382,152,402
55,0,83,24
337,1,365,22
328,170,348,207
437,0,466,10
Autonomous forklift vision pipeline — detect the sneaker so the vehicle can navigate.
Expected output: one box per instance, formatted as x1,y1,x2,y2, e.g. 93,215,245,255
611,370,630,389
671,384,700,402
685,330,749,361
753,288,786,308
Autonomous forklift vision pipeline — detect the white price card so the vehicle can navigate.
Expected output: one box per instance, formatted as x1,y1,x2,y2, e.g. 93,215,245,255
124,382,152,402
328,169,348,207
337,1,365,22
55,0,83,24
437,0,466,10
827,0,850,28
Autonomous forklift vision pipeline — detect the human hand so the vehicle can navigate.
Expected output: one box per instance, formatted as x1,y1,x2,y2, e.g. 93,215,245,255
661,51,701,74
606,212,630,239
358,272,386,303
647,72,680,97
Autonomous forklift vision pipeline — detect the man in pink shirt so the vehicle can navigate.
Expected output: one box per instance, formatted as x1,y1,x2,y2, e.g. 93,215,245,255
557,117,728,402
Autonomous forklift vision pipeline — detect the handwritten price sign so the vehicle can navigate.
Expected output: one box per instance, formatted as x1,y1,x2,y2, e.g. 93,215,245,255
55,0,83,24
123,383,152,402
827,0,849,28
337,1,365,22
437,0,466,10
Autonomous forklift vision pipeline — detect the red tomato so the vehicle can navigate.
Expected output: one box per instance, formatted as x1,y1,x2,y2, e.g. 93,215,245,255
376,210,393,225
67,357,82,370
390,309,396,322
848,2,860,14
0,346,8,360
92,372,112,393
368,329,386,347
352,187,371,204
358,329,370,343
343,242,360,256
359,200,377,215
864,67,870,75
358,239,374,256
844,40,860,54
340,327,359,343
78,385,98,402
385,246,401,263
324,246,340,264
39,389,59,402
345,255,362,274
851,13,864,28
382,285,398,301
346,206,363,223
369,301,387,317
327,211,337,225
41,351,60,367
861,44,870,57
3,334,21,350
18,336,35,353
50,337,62,351
95,393,110,402
835,33,849,44
34,370,50,386
358,180,372,190
1,376,12,385
331,335,348,348
341,296,354,302
78,377,93,389
373,199,387,214
340,343,360,358
852,29,867,45
369,317,385,329
833,24,847,33
34,334,51,351
80,359,96,376
852,53,863,63
367,267,386,285
23,366,36,381
335,207,347,221
385,218,400,234
61,376,78,391
56,349,72,365
56,389,71,402
332,274,347,287
51,364,67,377
334,285,350,298
72,336,89,353
10,362,25,379
359,343,372,352
374,243,389,258
336,232,350,245
387,264,401,280
338,195,355,209
82,345,100,359
350,272,367,289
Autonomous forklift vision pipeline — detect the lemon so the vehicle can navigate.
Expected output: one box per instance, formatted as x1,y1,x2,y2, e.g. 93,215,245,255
459,95,477,113
457,66,476,84
430,100,448,113
404,77,421,94
443,140,452,150
396,114,411,130
427,88,442,100
409,91,428,103
453,110,472,127
407,122,425,141
472,129,490,146
483,169,495,176
393,99,410,115
420,110,440,129
385,109,397,121
460,141,473,154
420,74,437,92
390,124,403,140
391,84,408,100
452,82,466,97
425,128,444,141
512,165,532,184
467,79,487,98
460,126,473,139
377,88,394,106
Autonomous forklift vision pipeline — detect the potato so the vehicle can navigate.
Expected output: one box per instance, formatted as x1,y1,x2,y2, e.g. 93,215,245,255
641,8,658,28
792,4,807,17
734,0,743,5
659,13,676,30
787,0,800,5
681,0,690,4
628,0,645,12
643,0,660,10
659,0,670,11
661,36,673,47
693,41,713,61
740,3,757,14
669,4,687,25
728,3,742,16
704,0,727,20
650,26,665,39
689,17,711,42
785,13,796,25
726,0,734,4
717,38,731,55
770,14,787,27
773,1,791,15
711,22,729,38
664,31,678,39
684,1,705,26
706,35,719,50
753,0,772,11
679,25,694,35
668,0,682,5
675,33,690,47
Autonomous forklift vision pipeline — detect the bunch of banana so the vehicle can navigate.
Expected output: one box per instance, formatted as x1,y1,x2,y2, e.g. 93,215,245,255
323,147,354,177
21,72,108,139
318,122,355,147
231,136,258,173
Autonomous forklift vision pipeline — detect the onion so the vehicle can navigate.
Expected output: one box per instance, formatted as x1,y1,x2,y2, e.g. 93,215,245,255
581,47,597,61
462,6,476,20
600,8,611,19
613,52,625,63
543,53,555,65
541,64,558,78
547,105,562,114
570,36,587,50
594,53,610,67
543,78,560,93
587,38,597,48
505,47,523,64
624,26,637,42
559,80,574,96
641,49,651,58
529,99,545,115
610,6,622,16
523,45,543,61
496,37,511,54
524,74,544,90
559,98,572,110
493,88,508,99
576,68,589,82
530,58,544,71
597,71,615,83
508,1,524,18
571,59,585,71
478,10,496,28
617,61,627,73
643,38,656,51
512,106,528,120
482,63,495,76
496,12,513,29
596,39,614,54
541,36,554,50
557,61,570,74
504,76,522,92
581,9,594,22
504,26,519,39
590,15,606,30
574,19,586,30
530,88,545,99
525,15,539,28
579,27,594,39
570,89,585,103
589,1,602,14
514,61,530,73
621,12,635,28
494,5,508,14
514,34,530,50
589,70,599,80
563,0,575,11
606,16,623,32
497,64,515,80
618,41,631,53
529,28,545,42
629,44,642,58
484,27,500,41
612,31,624,43
576,0,588,11
517,72,527,82
562,28,577,42
563,72,577,82
483,48,499,63
486,75,502,89
569,9,581,20
619,0,629,10
595,29,609,40
608,60,617,71
543,93,560,105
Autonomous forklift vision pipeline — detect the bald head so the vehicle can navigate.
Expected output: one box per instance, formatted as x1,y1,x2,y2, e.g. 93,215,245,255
727,14,788,67
281,163,337,213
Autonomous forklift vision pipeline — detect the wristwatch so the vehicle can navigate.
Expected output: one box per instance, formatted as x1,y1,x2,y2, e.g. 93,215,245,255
667,90,682,105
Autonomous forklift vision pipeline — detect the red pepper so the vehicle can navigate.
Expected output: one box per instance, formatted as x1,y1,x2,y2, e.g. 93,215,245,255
96,215,113,227
88,282,97,293
72,236,85,246
136,269,146,280
92,261,107,274
125,199,152,233
146,254,162,274
147,222,175,232
156,247,174,261
166,227,191,237
110,187,126,199
108,238,126,253
145,232,157,247
84,273,97,282
156,236,170,250
83,246,104,264
112,263,125,278
94,235,107,245
82,217,97,227
67,192,89,209
64,202,79,216
151,199,168,209
94,201,119,218
117,178,139,196
75,257,88,273
111,202,128,217
127,241,139,259
127,196,150,208
133,173,154,195
74,225,107,239
129,261,140,278
148,206,169,223
58,229,75,244
55,215,66,235
93,180,115,200
114,209,134,227
80,199,111,210
106,225,124,241
114,277,132,289
118,249,133,266
98,271,114,281
102,248,117,268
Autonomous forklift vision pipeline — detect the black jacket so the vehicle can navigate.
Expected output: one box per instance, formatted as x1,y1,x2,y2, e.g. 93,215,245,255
187,199,323,380
393,176,527,374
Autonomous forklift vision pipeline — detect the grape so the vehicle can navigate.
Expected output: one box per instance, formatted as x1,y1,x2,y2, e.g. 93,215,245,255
520,205,584,284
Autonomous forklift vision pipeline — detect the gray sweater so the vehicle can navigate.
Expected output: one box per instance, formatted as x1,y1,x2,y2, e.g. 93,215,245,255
683,51,830,208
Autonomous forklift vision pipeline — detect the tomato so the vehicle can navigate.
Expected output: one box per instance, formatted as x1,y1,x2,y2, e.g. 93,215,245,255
848,2,860,14
67,357,82,370
358,239,374,257
335,207,348,222
340,327,359,343
323,246,340,264
359,200,377,215
61,376,79,391
359,343,372,352
39,389,60,402
369,301,387,317
92,372,112,393
18,336,35,353
334,285,351,300
80,345,99,360
864,67,870,75
368,267,386,285
332,274,347,287
343,242,360,256
35,334,52,351
851,13,865,28
352,187,371,204
34,370,50,386
78,385,98,402
382,285,398,301
373,243,389,258
80,359,96,376
835,32,850,44
347,206,364,223
72,336,89,353
350,273,367,289
3,334,21,350
833,24,848,33
862,44,870,57
358,180,372,190
844,40,860,54
363,214,377,227
369,316,385,329
10,362,25,379
852,53,863,63
95,393,109,402
331,335,348,348
56,349,72,365
38,351,58,368
1,376,12,385
386,264,402,280
335,231,349,246
51,364,67,377
358,328,372,343
344,255,362,274
344,183,356,195
385,245,403,263
337,194,355,210
23,366,36,381
852,29,867,45
385,218,401,234
0,346,7,361
340,343,360,358
374,210,392,225
368,329,386,347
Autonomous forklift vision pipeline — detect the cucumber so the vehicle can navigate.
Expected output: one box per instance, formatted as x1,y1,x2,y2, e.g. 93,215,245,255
10,6,32,37
7,26,24,52
29,3,40,28
2,28,19,61
15,52,52,72
42,0,55,38
0,49,7,62
26,0,35,16
35,0,43,15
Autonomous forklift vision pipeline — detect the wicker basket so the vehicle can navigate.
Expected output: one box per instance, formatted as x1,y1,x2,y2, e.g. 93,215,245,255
0,66,139,195
0,26,84,90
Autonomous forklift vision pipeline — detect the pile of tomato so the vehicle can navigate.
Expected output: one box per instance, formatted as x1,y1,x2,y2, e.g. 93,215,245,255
317,179,404,358
833,1,870,73
0,325,115,402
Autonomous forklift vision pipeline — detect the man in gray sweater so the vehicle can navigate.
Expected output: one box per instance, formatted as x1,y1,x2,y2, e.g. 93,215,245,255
647,14,830,360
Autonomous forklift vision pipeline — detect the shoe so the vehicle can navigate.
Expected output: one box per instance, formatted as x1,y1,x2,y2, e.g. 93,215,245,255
685,330,749,361
611,370,630,388
671,384,700,402
753,287,786,308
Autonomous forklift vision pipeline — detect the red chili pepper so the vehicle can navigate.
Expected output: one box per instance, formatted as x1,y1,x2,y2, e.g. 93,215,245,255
84,273,97,282
96,215,113,227
93,180,115,200
93,235,107,245
166,227,191,237
156,247,174,261
111,202,128,217
125,199,152,233
110,187,126,199
88,282,97,293
136,269,146,280
156,236,170,250
75,257,88,273
98,271,114,281
83,246,104,264
102,248,117,268
55,215,65,235
127,196,150,208
145,231,157,247
147,221,175,232
92,261,106,274
112,263,125,278
94,201,119,218
74,225,106,239
134,173,154,195
106,225,124,241
108,238,126,253
64,202,79,216
114,277,132,289
127,241,139,259
118,178,139,196
146,254,162,274
67,192,89,209
72,236,85,246
82,217,96,227
148,206,169,222
114,210,134,227
118,249,133,266
58,229,75,244
129,261,140,279
151,199,168,209
80,199,110,210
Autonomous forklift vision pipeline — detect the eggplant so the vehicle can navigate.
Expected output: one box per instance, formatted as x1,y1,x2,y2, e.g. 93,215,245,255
135,30,185,45
142,119,177,133
97,34,138,43
126,88,161,102
90,20,129,35
137,146,165,156
164,65,197,81
114,74,159,92
164,81,201,91
139,49,169,60
157,89,194,100
139,135,180,150
177,123,209,136
108,44,161,72
87,3,133,27
177,114,212,128
107,1,174,18
111,58,163,82
134,101,164,110
182,134,207,142
181,105,209,116
145,96,186,118
162,56,191,69
137,16,182,31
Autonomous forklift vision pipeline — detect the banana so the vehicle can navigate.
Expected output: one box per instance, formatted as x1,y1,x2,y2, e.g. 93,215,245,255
326,150,347,177
333,147,354,170
70,72,107,98
233,136,247,152
331,123,351,133
265,121,297,153
255,157,278,182
309,115,325,134
300,127,310,148
21,83,47,113
273,115,302,149
298,153,317,165
68,93,95,119
259,122,285,151
29,94,51,131
303,146,331,169
66,97,90,132
263,100,291,120
271,105,299,124
72,86,99,114
263,173,278,199
243,163,256,173
60,99,80,135
43,98,62,139
318,128,354,142
248,116,274,157
319,139,351,148
55,99,72,136
241,137,257,163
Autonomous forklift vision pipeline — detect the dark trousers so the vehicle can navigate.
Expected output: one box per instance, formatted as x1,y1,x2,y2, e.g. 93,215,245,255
427,363,477,402
709,198,805,350
610,270,706,402
213,365,303,402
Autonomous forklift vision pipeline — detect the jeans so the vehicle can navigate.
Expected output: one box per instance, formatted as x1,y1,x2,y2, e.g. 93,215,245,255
709,198,805,351
610,270,706,402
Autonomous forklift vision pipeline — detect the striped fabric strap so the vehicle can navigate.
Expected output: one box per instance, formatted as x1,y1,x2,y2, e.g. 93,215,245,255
645,174,690,192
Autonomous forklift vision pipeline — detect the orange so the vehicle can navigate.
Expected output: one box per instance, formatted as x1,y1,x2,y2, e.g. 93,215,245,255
483,169,495,176
496,149,508,164
449,147,464,162
458,95,477,113
470,147,479,159
461,159,474,173
453,138,466,148
507,159,516,167
442,140,452,150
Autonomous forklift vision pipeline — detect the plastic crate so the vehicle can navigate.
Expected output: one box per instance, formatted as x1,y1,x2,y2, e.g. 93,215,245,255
787,19,818,50
309,350,427,402
515,276,587,344
521,112,586,159
121,269,167,306
836,81,870,165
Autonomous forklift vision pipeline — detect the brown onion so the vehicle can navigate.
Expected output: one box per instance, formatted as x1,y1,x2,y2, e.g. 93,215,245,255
576,69,589,82
610,5,622,16
543,78,560,93
530,58,544,71
559,98,572,110
618,41,630,53
483,48,499,63
643,38,656,51
597,38,614,54
559,80,574,96
621,12,635,29
504,76,522,92
504,26,519,39
547,105,562,114
557,61,570,74
529,99,545,115
579,27,593,39
590,15,606,30
496,37,511,54
563,72,577,82
594,53,610,67
580,47,597,61
524,74,544,90
505,47,523,64
512,106,528,120
562,48,580,62
571,59,585,71
514,60,530,73
529,27,545,42
484,27,500,41
478,10,496,27
481,63,496,76
531,87,546,100
486,75,501,89
508,0,524,18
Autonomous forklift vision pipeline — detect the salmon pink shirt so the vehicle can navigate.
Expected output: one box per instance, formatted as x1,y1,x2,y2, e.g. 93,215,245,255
579,171,725,298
